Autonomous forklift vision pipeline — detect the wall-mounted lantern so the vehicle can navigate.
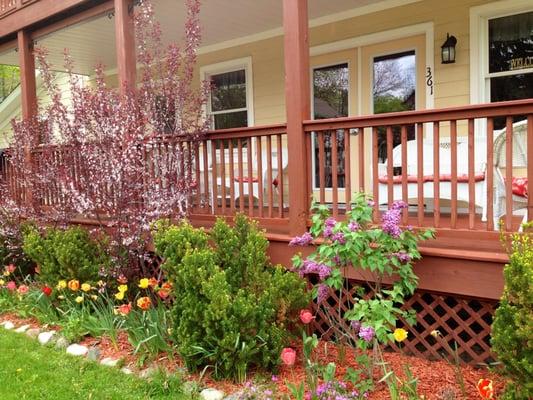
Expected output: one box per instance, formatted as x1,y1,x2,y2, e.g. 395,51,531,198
441,33,457,64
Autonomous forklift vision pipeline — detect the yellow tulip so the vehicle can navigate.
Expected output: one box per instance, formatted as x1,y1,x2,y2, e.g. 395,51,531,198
117,284,128,293
115,291,125,300
138,278,150,289
90,295,98,301
0,279,4,286
57,280,67,290
393,328,408,342
75,296,84,303
81,283,91,292
3,271,10,277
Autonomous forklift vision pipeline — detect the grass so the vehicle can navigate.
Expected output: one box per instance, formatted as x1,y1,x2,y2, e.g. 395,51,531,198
0,329,191,400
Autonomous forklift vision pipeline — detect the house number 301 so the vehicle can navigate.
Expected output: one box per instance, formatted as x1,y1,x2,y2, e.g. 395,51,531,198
426,67,434,95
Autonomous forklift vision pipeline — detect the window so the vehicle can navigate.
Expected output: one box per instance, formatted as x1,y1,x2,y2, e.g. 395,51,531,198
203,58,253,131
487,10,533,128
312,63,349,189
373,51,416,162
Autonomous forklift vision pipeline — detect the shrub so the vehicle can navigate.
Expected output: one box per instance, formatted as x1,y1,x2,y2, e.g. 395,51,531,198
22,226,110,284
153,215,308,382
491,223,533,400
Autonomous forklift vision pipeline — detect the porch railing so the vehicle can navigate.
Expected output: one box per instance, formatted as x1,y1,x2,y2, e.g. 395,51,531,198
1,99,531,234
0,0,37,18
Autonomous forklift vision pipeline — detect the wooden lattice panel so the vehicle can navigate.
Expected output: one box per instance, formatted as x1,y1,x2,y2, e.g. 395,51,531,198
311,281,498,366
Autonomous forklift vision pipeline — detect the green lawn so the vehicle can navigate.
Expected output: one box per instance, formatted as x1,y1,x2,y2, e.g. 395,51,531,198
0,329,190,400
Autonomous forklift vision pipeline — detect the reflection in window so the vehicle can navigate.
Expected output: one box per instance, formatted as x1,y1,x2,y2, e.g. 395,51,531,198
373,51,416,163
209,69,248,130
0,64,20,103
313,63,348,189
488,11,533,129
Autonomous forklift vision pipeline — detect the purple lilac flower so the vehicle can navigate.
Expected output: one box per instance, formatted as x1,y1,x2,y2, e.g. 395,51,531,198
393,251,412,263
300,259,332,280
391,200,408,210
367,200,375,207
358,325,375,342
289,231,313,246
333,254,342,265
348,221,360,232
331,231,346,244
317,284,329,304
381,203,405,238
325,217,337,228
350,320,361,334
323,226,333,238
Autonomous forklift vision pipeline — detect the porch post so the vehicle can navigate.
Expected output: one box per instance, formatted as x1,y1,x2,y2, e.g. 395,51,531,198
17,30,37,207
114,0,136,94
283,0,311,236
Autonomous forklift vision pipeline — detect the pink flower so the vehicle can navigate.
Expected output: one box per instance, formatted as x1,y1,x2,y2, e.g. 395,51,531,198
17,284,29,295
299,309,315,324
6,281,16,291
280,347,296,366
6,264,16,273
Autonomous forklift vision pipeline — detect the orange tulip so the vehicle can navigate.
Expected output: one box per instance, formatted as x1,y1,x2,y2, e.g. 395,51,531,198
137,296,152,311
68,279,80,291
477,379,494,399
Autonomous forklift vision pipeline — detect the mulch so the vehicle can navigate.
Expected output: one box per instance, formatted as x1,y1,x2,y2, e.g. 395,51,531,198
0,313,505,399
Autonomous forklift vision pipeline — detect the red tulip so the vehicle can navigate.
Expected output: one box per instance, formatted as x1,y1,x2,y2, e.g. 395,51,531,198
6,281,16,291
280,347,296,366
477,379,493,399
299,309,315,324
42,286,52,297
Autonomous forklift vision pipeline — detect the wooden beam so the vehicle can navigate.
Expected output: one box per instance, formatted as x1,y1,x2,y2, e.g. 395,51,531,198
17,30,37,120
114,0,136,93
0,0,89,38
283,0,310,236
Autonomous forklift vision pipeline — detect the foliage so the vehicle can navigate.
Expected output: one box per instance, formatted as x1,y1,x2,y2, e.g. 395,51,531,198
0,0,209,270
0,64,20,103
153,214,308,382
0,210,35,278
491,223,533,400
22,225,109,284
0,328,189,399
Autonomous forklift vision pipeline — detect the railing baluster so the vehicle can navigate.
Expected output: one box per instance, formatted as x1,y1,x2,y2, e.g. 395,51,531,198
450,120,458,229
372,127,379,221
210,140,218,215
277,134,284,218
417,123,424,226
331,130,339,218
433,121,440,228
505,117,513,231
306,132,313,206
266,136,273,218
468,119,475,230
219,140,226,214
202,140,209,212
318,131,326,205
194,141,201,210
238,139,244,211
228,139,235,213
357,127,363,194
486,118,494,230
401,125,408,224
247,137,253,217
386,126,393,207
528,115,533,224
257,136,263,218
345,129,352,211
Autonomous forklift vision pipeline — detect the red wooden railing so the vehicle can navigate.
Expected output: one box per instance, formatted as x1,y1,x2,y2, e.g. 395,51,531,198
1,100,531,234
0,0,37,18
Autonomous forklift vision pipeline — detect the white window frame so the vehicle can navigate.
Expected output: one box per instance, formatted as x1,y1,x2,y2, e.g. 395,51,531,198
311,61,351,191
199,56,254,130
470,0,533,105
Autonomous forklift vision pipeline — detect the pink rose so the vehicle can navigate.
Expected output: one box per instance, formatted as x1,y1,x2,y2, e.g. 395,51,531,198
299,309,315,324
6,281,16,291
17,284,29,295
280,347,296,366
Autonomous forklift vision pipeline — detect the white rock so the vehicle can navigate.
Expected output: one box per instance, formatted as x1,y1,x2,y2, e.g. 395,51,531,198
2,321,15,330
120,367,133,375
66,344,88,357
15,324,30,333
38,331,55,345
100,357,119,367
200,388,225,400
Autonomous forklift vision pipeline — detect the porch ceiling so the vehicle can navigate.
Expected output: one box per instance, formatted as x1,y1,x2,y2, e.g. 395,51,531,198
0,0,413,75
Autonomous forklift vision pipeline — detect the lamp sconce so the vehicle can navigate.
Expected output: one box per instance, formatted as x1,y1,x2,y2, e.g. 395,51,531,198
441,33,457,64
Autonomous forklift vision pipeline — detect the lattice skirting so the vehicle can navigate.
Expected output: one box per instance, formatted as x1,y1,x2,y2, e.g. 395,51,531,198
311,280,498,366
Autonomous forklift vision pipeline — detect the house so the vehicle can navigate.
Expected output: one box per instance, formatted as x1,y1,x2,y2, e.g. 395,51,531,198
0,0,531,364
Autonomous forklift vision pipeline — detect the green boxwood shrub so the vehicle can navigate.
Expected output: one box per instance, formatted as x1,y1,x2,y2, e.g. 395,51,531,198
22,225,110,284
153,215,309,382
491,223,532,399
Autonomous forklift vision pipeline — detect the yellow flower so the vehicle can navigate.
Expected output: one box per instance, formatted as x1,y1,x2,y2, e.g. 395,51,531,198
58,295,65,300
115,291,125,300
75,296,84,303
0,279,4,286
393,328,408,342
81,283,91,292
431,330,442,338
68,279,80,291
90,295,98,300
3,270,10,277
57,280,67,290
117,284,128,293
138,278,150,289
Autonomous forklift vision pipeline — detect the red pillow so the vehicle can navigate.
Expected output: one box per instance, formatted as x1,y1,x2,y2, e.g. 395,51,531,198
512,177,528,198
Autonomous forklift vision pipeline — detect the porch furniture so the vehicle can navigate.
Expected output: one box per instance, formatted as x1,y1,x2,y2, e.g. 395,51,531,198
377,136,488,217
493,119,528,229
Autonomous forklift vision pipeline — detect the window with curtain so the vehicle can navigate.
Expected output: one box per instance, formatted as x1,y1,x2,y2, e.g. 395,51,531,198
313,63,349,189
